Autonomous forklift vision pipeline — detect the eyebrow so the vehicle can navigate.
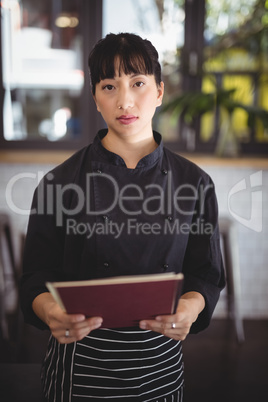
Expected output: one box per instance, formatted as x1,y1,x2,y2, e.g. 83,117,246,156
129,73,147,77
101,73,147,81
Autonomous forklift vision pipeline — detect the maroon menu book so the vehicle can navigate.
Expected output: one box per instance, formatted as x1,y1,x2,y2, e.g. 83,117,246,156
46,272,184,328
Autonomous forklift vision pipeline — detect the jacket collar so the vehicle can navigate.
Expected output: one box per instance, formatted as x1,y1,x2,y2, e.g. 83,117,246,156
92,129,163,168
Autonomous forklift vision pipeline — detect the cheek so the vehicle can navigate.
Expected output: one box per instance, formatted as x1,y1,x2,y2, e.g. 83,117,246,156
140,90,160,111
95,98,110,114
139,90,153,104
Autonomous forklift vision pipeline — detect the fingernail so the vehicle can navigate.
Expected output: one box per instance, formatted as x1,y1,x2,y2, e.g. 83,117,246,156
76,315,86,322
139,321,147,329
94,318,103,326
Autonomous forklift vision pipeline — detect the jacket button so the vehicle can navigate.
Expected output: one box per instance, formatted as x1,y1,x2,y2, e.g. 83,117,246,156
161,169,168,175
103,262,110,268
166,216,173,222
163,264,169,271
96,169,102,174
102,215,109,221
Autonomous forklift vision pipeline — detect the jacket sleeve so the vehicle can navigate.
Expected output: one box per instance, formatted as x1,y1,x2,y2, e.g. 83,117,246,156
19,175,67,330
182,175,225,333
19,145,92,330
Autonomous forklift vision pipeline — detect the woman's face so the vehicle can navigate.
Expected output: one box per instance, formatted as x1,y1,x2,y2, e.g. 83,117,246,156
94,66,164,141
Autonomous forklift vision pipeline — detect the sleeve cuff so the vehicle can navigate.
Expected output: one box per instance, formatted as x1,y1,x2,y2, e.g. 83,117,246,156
182,273,224,333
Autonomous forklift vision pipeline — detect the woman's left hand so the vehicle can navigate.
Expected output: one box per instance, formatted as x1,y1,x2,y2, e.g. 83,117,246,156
139,291,205,341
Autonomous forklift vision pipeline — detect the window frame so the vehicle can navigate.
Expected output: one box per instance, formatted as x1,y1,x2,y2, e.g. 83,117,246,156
1,0,266,155
0,0,103,150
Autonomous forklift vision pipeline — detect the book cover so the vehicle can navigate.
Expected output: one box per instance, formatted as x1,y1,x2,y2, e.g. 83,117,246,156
46,272,184,328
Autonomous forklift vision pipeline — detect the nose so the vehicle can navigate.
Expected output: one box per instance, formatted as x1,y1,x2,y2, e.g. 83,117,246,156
117,87,134,110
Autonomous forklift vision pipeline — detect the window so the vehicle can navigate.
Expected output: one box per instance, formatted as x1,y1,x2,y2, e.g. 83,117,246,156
0,0,102,149
1,0,267,154
103,0,207,153
103,0,185,144
201,0,268,155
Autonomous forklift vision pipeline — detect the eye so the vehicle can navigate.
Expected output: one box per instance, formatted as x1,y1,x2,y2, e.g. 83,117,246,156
134,81,145,88
103,84,114,91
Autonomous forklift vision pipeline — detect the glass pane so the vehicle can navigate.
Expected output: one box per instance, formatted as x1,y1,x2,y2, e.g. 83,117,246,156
201,0,268,149
103,0,185,142
1,0,84,142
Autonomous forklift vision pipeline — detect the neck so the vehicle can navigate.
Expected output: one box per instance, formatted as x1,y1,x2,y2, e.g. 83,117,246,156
101,131,158,169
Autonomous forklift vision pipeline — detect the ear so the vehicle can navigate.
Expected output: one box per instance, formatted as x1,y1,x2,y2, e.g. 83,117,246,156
93,95,101,112
156,81,164,107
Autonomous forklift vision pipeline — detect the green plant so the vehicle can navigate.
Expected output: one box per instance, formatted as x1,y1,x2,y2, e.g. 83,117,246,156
160,87,268,156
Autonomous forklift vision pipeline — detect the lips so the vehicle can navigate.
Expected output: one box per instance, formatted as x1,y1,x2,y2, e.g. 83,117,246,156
117,115,138,125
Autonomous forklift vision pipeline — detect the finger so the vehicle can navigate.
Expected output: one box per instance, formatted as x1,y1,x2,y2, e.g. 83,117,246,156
47,305,86,328
49,316,85,336
58,329,77,344
63,316,103,331
139,319,173,333
155,315,189,331
139,320,189,341
61,313,87,326
57,318,103,344
140,317,185,338
66,317,103,334
62,327,88,342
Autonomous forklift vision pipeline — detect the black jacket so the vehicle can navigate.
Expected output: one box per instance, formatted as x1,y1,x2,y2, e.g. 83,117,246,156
20,129,225,333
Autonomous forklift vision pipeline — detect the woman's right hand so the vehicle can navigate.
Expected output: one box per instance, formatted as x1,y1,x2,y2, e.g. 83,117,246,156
32,293,103,344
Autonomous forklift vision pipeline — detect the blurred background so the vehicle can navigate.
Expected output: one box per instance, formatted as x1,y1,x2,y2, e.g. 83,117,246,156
0,1,267,401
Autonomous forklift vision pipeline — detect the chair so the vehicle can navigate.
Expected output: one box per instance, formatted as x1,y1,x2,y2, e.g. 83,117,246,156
219,216,245,343
0,213,19,340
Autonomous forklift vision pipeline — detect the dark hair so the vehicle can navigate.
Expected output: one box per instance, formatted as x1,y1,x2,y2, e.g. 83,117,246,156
88,32,162,95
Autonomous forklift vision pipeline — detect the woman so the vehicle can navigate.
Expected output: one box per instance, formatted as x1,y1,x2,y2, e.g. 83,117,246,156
20,33,225,401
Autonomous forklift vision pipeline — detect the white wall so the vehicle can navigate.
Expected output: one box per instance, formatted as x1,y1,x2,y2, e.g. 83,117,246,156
201,164,268,319
0,161,267,319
